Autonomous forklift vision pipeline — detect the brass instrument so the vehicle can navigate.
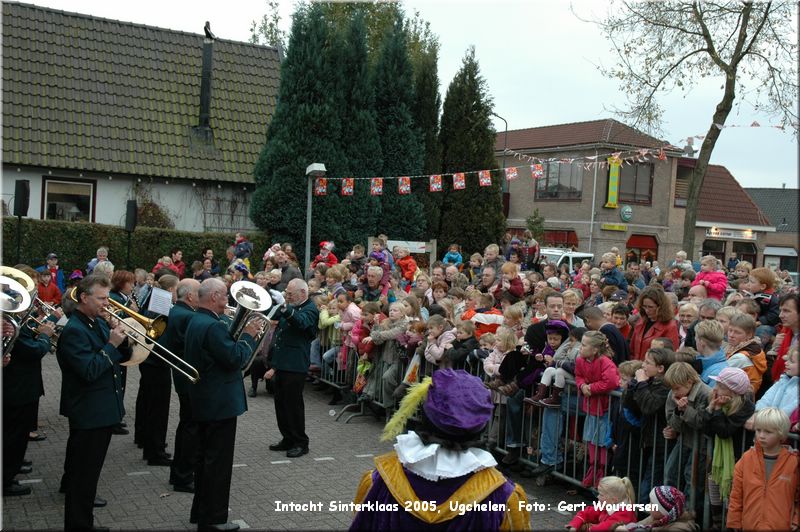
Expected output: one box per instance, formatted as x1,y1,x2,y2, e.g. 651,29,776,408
228,281,274,374
1,266,37,355
68,288,199,383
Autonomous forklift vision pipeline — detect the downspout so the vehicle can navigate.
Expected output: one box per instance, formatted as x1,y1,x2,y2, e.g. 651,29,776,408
588,149,599,254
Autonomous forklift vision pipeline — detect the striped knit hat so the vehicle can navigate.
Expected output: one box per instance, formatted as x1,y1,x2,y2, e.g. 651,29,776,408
649,486,685,526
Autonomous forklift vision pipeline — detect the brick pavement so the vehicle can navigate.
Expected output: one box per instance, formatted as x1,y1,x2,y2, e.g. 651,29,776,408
2,355,588,530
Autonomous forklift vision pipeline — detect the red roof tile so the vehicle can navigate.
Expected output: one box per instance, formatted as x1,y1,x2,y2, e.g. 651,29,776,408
494,118,674,152
686,158,773,227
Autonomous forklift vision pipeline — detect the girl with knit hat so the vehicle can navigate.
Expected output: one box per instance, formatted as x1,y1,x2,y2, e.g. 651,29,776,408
350,369,531,530
701,366,755,529
616,486,698,531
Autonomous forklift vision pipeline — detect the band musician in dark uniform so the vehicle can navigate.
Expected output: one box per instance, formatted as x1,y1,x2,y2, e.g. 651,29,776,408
185,278,261,531
3,298,56,496
160,278,201,493
56,274,132,531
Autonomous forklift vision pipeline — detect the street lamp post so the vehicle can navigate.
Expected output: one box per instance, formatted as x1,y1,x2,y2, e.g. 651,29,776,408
491,112,509,216
304,163,326,275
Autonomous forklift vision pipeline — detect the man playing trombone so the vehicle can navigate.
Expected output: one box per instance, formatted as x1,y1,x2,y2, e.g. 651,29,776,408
56,274,132,531
185,278,262,531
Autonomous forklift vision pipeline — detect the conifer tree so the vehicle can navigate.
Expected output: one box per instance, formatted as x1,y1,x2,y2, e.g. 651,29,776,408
372,15,426,240
251,5,359,260
437,47,505,254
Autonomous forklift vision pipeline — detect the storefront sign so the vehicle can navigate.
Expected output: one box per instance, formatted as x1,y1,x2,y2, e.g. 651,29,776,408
705,228,756,240
620,205,633,222
601,223,628,232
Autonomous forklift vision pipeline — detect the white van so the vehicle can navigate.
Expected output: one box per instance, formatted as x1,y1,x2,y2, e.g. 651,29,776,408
539,247,595,272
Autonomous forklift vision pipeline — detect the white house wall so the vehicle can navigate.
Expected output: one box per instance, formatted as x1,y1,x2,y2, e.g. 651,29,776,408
2,167,256,233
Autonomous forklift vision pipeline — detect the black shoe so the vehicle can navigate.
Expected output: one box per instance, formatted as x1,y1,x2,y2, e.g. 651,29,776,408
3,484,32,497
201,523,240,531
286,446,309,458
18,465,32,474
119,422,128,427
147,456,173,466
269,441,292,452
22,459,32,467
248,387,257,397
94,496,107,507
111,426,129,435
173,483,195,493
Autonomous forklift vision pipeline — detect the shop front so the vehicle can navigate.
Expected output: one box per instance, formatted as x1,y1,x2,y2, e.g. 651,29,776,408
625,234,658,264
701,227,758,266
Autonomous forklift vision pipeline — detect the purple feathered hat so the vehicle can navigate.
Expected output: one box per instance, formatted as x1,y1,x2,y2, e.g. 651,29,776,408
423,369,494,436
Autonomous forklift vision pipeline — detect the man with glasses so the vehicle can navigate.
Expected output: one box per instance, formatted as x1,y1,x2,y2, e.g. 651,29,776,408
266,279,319,458
683,299,723,349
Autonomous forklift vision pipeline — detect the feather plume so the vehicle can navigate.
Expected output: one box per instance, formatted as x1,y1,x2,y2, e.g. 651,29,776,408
380,377,432,442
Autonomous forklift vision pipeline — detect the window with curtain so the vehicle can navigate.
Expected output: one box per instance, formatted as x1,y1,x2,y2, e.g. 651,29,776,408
43,178,94,222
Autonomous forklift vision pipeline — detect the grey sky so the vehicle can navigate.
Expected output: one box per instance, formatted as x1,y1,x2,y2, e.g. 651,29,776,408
28,0,798,188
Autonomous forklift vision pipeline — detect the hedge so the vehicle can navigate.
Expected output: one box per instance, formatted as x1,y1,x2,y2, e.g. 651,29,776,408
2,217,271,274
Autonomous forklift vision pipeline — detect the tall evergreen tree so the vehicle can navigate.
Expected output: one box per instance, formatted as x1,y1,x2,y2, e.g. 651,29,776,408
372,15,426,240
250,5,363,261
332,9,383,250
437,47,505,254
411,41,442,238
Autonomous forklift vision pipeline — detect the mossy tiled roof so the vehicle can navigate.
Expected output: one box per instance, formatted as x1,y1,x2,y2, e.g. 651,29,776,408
2,2,281,183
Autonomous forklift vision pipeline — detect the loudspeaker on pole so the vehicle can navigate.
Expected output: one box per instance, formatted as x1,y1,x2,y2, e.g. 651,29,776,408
14,180,30,217
125,199,138,232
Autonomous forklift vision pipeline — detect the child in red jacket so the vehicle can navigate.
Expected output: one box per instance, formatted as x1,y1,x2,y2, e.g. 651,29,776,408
36,270,61,306
567,476,637,532
394,246,417,290
691,255,729,301
576,331,620,487
311,241,338,269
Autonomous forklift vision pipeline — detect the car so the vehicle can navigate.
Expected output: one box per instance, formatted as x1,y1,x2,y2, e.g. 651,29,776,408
538,247,594,273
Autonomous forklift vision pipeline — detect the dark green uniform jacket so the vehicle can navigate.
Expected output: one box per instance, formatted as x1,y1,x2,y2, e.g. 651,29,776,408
268,299,319,374
4,322,50,406
184,308,256,422
56,311,130,429
158,301,195,396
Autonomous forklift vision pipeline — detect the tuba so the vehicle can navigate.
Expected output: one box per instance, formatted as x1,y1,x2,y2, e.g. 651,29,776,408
228,281,274,374
1,267,37,355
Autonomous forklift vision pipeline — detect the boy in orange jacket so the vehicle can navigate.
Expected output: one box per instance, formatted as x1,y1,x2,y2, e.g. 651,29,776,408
727,407,800,532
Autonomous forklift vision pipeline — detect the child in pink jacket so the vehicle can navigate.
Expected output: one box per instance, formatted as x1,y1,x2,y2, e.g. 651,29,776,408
336,292,362,367
691,255,729,301
423,315,457,370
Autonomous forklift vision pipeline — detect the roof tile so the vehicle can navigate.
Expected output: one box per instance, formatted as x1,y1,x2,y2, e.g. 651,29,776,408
2,2,281,184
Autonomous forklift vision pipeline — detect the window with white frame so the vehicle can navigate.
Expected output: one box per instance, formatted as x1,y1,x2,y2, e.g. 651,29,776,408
43,178,94,222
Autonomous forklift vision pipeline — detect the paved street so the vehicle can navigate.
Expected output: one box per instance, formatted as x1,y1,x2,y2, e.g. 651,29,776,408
2,355,586,530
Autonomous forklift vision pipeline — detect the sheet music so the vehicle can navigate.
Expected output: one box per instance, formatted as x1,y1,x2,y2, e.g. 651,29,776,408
147,287,173,316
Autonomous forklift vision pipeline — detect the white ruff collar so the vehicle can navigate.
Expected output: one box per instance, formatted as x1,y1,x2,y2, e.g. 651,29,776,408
393,431,497,482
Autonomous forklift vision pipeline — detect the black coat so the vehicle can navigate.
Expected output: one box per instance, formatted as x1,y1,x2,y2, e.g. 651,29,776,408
444,336,479,366
56,311,131,429
269,299,319,373
4,323,50,406
158,301,196,396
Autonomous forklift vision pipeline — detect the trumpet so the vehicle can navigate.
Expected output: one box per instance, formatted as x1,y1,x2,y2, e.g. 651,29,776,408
68,288,200,383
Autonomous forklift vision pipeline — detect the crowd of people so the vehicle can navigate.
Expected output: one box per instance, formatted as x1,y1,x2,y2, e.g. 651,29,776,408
4,229,800,531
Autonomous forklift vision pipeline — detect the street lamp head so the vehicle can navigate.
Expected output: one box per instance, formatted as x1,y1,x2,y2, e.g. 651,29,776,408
306,163,326,177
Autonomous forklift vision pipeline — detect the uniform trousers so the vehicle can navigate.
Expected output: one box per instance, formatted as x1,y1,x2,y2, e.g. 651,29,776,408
63,425,113,530
169,391,198,487
191,417,237,527
273,370,309,448
137,363,172,458
3,401,37,488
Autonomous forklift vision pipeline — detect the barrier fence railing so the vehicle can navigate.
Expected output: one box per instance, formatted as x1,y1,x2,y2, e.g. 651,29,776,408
310,332,799,526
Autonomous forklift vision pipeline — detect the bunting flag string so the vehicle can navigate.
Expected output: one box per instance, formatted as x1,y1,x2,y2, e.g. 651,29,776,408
304,120,794,199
